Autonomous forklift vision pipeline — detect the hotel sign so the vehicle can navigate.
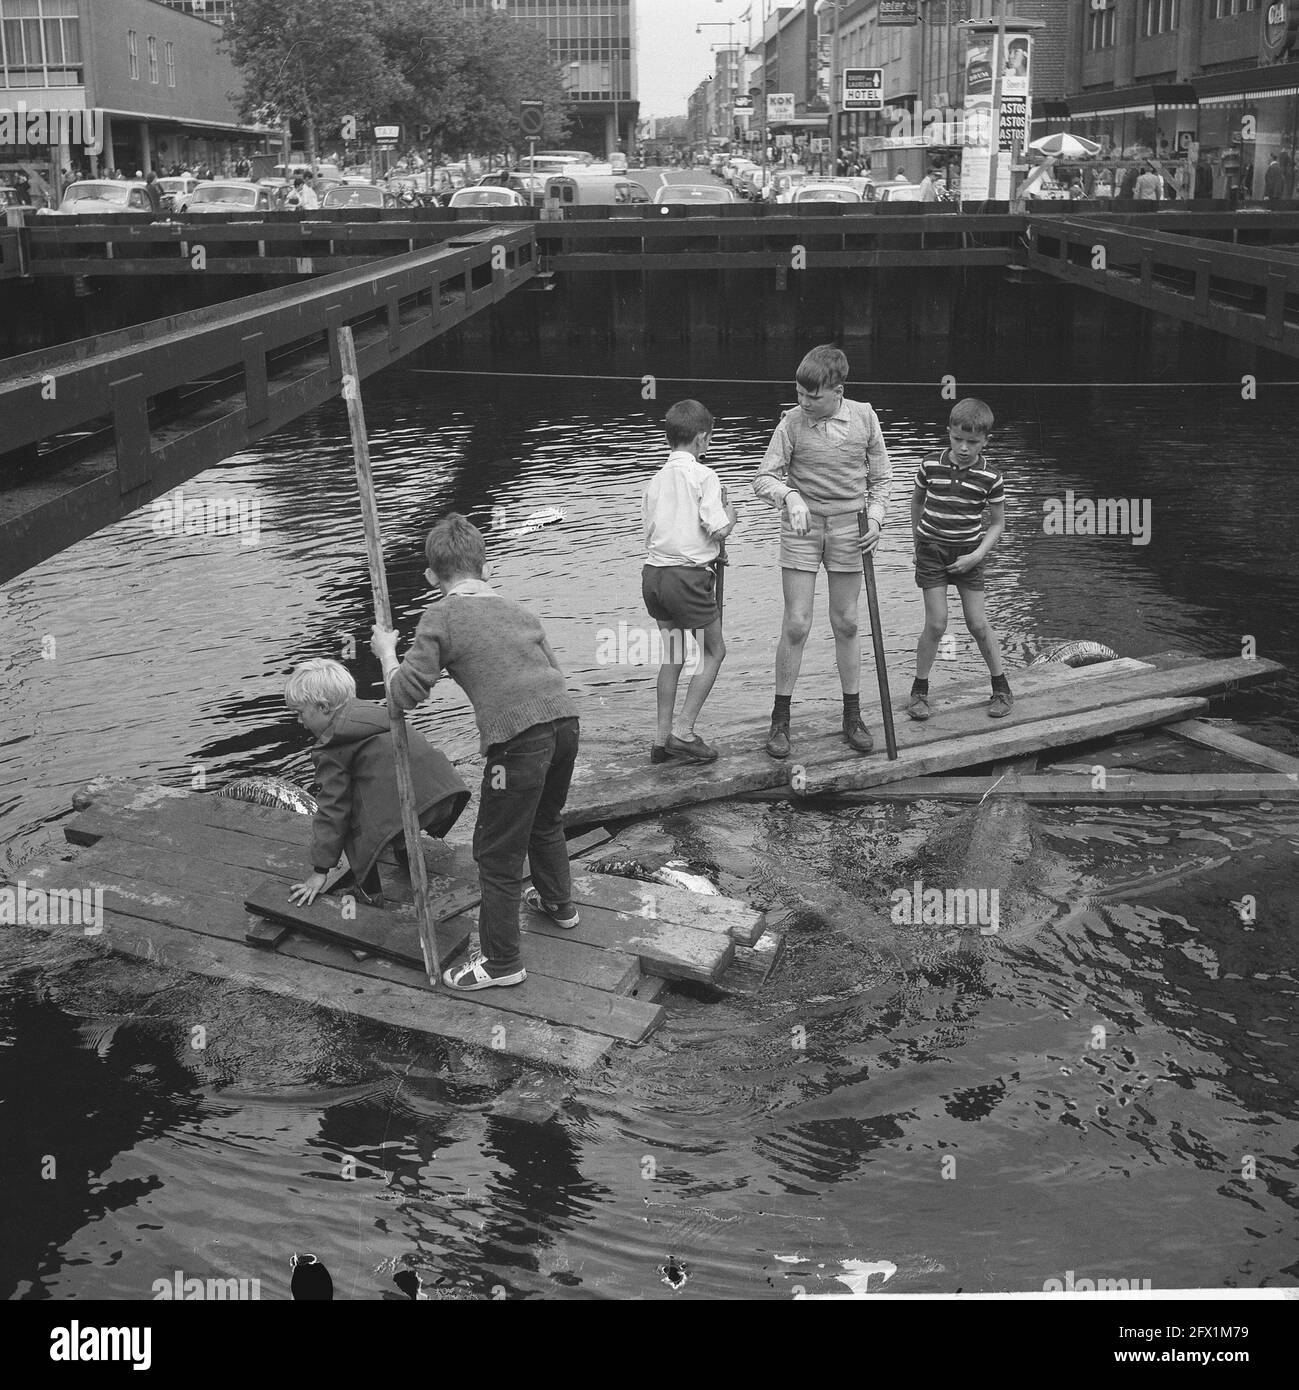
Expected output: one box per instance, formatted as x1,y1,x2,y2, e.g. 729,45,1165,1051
843,69,884,111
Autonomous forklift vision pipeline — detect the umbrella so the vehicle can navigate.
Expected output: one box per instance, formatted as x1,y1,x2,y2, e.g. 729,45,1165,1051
1029,133,1102,159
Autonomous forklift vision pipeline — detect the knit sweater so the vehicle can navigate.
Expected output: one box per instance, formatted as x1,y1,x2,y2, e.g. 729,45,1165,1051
389,589,578,752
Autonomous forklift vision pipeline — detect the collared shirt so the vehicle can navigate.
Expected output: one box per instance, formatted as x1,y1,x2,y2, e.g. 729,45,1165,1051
753,397,892,526
642,450,729,567
444,578,497,599
914,449,1004,543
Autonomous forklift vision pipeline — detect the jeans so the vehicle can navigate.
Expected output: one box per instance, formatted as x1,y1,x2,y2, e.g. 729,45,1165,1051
474,717,579,973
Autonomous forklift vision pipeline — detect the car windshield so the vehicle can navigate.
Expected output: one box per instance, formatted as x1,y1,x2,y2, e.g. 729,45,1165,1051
63,183,130,205
190,186,255,205
457,190,511,204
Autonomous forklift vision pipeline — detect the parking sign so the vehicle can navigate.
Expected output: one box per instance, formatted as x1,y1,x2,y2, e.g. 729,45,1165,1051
843,69,883,111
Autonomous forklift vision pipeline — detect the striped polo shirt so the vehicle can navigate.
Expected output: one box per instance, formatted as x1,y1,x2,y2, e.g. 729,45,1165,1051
914,451,1005,543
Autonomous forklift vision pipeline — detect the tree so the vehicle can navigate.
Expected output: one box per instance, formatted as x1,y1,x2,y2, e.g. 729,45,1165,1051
221,0,406,165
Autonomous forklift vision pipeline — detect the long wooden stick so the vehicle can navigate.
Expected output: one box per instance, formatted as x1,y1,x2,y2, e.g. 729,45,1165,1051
336,327,441,985
858,512,898,760
713,484,728,621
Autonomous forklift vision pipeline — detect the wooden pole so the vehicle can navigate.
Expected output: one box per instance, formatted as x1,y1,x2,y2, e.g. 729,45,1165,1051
335,326,441,986
714,483,728,621
858,512,898,760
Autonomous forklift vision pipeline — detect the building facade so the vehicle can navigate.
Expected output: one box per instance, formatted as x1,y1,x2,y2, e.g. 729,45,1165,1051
1,0,265,192
1061,0,1299,199
453,0,640,157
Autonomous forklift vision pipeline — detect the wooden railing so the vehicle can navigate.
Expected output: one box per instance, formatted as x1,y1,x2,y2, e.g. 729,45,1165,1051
0,224,536,584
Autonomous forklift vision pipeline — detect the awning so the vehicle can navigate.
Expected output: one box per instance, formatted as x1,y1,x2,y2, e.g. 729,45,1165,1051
1193,59,1299,104
1064,84,1197,118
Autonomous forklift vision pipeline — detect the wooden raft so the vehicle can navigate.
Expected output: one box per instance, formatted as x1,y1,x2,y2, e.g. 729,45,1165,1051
556,652,1284,827
17,778,780,1073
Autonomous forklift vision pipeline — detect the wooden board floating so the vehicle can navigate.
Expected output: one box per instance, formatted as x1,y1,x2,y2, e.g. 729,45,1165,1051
799,771,1299,805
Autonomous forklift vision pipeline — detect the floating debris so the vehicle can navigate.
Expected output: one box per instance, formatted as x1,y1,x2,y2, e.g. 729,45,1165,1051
216,776,318,816
1029,639,1119,668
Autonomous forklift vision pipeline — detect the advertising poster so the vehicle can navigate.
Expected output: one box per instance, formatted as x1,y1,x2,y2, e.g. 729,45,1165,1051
962,30,1033,201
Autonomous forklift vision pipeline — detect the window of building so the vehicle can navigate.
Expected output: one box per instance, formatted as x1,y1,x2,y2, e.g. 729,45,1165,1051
128,27,138,80
147,34,158,84
1141,0,1179,35
0,0,83,88
1088,3,1116,50
1212,0,1258,16
165,39,174,87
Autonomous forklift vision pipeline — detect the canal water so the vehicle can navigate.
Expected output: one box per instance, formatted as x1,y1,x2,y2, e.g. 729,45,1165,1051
2,339,1297,1298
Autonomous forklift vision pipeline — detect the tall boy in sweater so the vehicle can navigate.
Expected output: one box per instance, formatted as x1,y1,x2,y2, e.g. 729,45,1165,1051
371,514,580,992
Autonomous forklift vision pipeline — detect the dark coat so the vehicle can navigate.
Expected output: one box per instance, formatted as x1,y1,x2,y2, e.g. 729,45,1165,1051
310,699,469,879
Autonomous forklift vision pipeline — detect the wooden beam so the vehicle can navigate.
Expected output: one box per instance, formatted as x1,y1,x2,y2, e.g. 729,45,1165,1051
1161,719,1299,774
782,771,1299,804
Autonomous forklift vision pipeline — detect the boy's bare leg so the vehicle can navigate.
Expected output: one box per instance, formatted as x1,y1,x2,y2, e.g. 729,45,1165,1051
654,621,685,746
677,617,725,734
826,569,864,695
957,588,1004,678
775,569,817,695
915,587,949,680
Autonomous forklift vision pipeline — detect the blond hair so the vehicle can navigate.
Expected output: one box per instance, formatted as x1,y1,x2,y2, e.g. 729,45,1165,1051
285,658,355,713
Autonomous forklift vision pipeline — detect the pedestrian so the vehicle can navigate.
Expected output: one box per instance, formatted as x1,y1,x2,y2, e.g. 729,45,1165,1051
640,399,737,765
288,174,318,210
1134,162,1161,200
919,166,940,202
1264,152,1284,201
143,171,162,215
905,399,1012,723
285,659,468,909
1119,162,1139,199
752,344,893,761
371,514,581,992
1194,158,1213,199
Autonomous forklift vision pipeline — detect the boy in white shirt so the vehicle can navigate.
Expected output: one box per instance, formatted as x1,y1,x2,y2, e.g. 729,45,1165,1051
641,400,738,764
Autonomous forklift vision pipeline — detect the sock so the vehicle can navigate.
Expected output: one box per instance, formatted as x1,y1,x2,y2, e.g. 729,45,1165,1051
772,695,791,724
672,719,694,740
991,673,1010,693
911,677,929,696
843,693,861,722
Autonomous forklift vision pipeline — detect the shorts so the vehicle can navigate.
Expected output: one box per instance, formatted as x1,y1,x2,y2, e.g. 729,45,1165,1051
642,562,718,631
779,511,863,574
915,538,986,591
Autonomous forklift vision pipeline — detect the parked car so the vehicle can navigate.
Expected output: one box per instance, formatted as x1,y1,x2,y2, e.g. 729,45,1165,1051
185,180,278,213
447,185,528,209
767,169,808,203
506,171,548,205
40,179,151,215
157,175,200,214
736,167,767,200
875,182,926,202
0,185,36,219
790,181,864,205
724,158,758,189
652,183,737,205
320,183,399,210
615,178,651,204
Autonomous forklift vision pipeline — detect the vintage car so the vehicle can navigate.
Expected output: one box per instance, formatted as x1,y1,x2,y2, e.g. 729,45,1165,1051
615,178,651,204
651,183,737,205
447,185,528,209
875,182,928,202
157,175,201,214
320,183,399,210
790,181,864,205
40,179,151,215
185,180,278,213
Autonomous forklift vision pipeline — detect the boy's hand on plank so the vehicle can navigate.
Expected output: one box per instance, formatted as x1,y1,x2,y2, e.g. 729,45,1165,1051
370,624,399,662
858,517,882,554
289,872,329,906
785,492,811,536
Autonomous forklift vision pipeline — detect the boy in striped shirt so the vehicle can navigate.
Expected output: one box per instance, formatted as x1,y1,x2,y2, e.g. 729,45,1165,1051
907,398,1013,720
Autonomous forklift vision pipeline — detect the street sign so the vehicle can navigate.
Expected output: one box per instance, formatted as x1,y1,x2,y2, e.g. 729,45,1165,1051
519,100,544,138
374,124,400,145
733,95,754,113
843,68,884,111
767,92,795,122
878,0,919,23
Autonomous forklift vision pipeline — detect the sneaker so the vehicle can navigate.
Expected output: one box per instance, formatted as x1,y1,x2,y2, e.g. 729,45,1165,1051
988,689,1014,719
843,716,875,754
905,692,931,721
665,732,718,764
765,719,791,760
650,744,669,764
523,886,580,929
442,950,526,991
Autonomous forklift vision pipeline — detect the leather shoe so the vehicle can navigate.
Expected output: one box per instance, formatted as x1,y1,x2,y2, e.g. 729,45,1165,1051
765,719,791,759
843,716,875,753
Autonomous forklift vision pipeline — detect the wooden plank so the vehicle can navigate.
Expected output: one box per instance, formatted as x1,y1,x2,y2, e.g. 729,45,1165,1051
568,872,765,946
244,880,471,971
802,697,1209,794
797,771,1299,804
563,656,1274,824
29,904,615,1072
716,929,787,996
522,895,733,985
1161,719,1299,774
